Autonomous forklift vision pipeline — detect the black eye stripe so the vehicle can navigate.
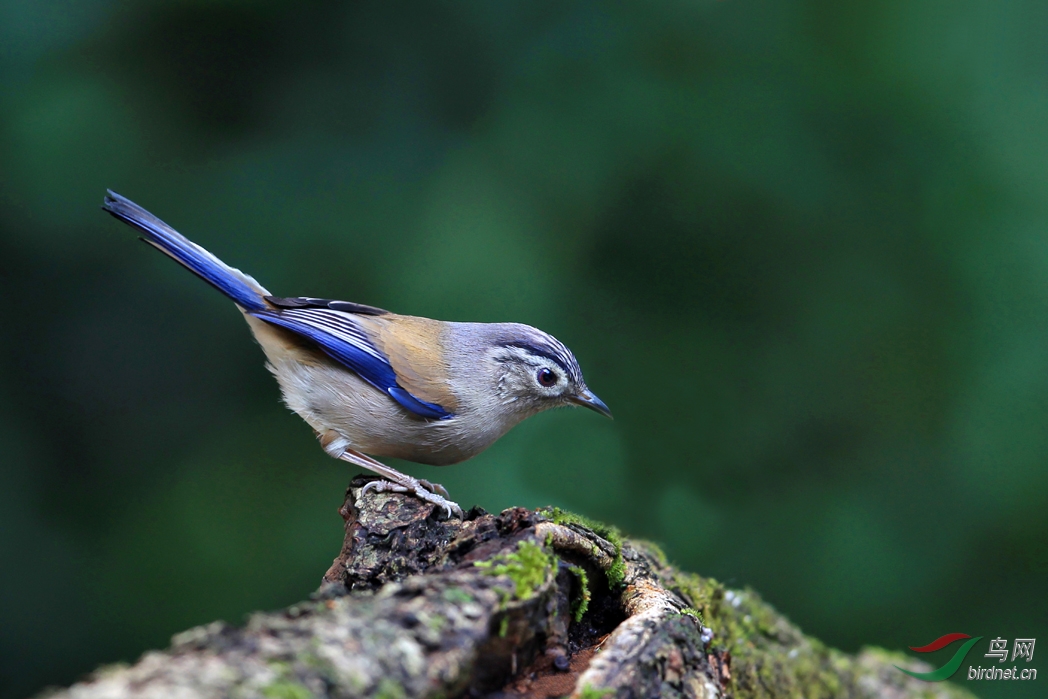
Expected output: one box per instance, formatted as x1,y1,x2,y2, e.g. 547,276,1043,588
504,341,578,381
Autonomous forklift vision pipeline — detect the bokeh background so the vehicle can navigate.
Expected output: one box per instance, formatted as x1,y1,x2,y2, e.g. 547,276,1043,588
1,1,1046,697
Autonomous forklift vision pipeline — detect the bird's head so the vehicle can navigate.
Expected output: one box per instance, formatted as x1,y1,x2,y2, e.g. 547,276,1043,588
484,324,612,419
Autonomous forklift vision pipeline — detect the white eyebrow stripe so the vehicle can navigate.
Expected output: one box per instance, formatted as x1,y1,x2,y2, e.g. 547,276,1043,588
504,340,583,384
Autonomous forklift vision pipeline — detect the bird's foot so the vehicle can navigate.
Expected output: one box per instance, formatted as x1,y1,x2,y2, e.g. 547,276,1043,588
338,447,463,519
359,477,463,519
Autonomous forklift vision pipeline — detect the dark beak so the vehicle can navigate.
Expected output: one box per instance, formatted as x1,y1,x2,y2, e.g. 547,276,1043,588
570,389,613,419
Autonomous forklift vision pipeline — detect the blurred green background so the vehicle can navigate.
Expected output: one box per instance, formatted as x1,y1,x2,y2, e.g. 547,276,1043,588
1,1,1046,697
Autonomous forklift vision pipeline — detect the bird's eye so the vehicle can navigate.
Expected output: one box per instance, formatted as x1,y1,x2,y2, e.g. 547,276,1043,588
537,368,558,387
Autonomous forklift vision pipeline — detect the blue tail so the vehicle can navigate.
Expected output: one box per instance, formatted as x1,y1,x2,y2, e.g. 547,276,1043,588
103,191,269,311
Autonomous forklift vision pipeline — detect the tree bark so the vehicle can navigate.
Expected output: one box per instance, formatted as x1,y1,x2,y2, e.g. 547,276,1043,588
44,477,979,699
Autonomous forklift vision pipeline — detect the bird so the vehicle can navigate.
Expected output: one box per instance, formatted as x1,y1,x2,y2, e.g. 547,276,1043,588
102,191,611,518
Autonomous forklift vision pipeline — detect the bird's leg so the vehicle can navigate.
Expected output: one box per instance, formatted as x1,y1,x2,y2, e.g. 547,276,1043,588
337,447,463,519
315,429,462,518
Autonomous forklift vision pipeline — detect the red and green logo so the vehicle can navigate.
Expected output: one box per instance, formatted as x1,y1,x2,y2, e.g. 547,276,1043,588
895,633,983,681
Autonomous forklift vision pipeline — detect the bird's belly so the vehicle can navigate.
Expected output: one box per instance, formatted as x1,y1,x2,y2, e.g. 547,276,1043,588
265,353,496,466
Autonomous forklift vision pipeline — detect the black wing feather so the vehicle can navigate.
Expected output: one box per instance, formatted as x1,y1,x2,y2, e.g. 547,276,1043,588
264,295,389,316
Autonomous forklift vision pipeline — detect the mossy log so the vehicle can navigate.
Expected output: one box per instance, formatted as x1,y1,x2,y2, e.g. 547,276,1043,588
45,477,978,699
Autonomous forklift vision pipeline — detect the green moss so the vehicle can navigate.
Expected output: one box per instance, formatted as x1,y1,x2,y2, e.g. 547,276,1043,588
442,587,475,605
498,616,510,637
577,685,613,699
474,540,556,601
666,571,860,698
374,678,407,699
566,564,592,621
538,507,626,587
680,607,703,624
427,613,446,632
676,573,776,646
669,571,718,622
605,551,626,587
262,680,313,699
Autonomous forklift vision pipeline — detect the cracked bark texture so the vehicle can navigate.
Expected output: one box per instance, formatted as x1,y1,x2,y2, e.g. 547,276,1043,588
42,477,980,699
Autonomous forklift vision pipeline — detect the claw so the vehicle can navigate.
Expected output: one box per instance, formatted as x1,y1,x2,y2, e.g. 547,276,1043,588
410,486,463,519
360,479,408,497
418,478,450,499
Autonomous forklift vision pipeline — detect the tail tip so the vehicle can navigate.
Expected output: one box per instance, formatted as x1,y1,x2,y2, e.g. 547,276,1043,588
102,189,122,213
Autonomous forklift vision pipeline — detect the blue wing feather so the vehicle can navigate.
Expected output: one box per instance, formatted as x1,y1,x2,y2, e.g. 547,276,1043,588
249,308,454,420
249,310,398,389
387,387,452,420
